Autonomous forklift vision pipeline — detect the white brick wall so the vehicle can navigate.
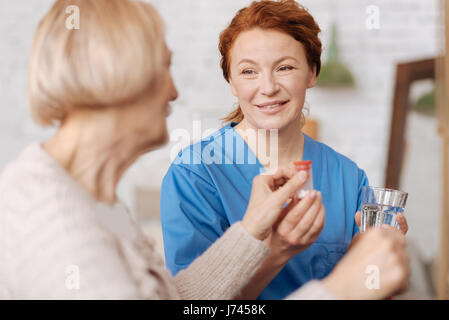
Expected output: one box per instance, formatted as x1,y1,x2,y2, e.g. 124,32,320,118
0,0,443,261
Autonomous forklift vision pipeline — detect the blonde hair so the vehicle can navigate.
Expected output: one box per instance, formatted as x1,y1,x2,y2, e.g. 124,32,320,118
28,0,166,126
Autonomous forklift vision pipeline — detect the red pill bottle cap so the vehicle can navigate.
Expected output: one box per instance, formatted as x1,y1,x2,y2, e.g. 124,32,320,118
294,160,312,166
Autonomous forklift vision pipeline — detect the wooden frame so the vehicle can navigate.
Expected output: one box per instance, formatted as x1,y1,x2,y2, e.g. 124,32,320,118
385,54,449,299
385,58,435,190
436,0,449,300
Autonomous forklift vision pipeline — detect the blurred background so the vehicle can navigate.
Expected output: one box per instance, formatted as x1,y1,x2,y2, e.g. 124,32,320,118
0,0,446,298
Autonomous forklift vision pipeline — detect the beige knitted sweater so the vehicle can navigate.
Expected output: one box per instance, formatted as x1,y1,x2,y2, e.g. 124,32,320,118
0,143,334,300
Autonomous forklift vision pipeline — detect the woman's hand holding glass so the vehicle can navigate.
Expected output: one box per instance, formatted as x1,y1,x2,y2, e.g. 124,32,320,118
322,228,409,299
355,211,409,235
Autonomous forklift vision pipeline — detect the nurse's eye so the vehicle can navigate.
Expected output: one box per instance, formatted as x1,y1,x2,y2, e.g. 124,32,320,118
241,69,256,76
278,65,294,72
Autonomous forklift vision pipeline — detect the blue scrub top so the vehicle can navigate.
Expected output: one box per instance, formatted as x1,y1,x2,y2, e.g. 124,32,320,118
161,122,369,300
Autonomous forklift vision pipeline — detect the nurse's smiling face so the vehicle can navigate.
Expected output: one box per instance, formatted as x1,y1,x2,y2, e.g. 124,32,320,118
228,28,317,131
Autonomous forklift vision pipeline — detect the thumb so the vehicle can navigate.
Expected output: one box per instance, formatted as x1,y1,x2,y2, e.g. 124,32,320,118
355,211,361,227
271,170,308,206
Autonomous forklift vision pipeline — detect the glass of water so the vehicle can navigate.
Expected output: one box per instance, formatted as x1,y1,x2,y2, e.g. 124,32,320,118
360,186,408,232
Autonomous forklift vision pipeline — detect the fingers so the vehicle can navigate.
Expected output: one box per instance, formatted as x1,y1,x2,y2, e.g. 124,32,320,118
278,190,323,238
252,164,304,194
245,164,314,241
303,202,325,239
277,190,316,233
291,191,323,237
355,227,406,256
271,171,308,206
245,166,309,240
274,197,299,229
322,226,409,300
355,211,361,227
265,164,297,191
380,228,409,294
355,211,408,235
271,163,297,181
378,227,407,249
251,174,275,191
397,213,408,235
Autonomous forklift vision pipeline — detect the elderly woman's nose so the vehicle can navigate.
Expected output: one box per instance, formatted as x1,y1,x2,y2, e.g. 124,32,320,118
168,73,179,101
260,73,279,96
171,83,179,101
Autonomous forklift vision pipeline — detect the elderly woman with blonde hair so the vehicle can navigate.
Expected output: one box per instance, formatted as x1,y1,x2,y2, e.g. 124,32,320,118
0,0,408,299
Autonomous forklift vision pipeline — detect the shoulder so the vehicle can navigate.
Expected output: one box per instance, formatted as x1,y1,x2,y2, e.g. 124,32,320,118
0,142,69,188
306,135,364,173
306,135,368,186
0,143,100,221
0,143,39,185
0,143,52,206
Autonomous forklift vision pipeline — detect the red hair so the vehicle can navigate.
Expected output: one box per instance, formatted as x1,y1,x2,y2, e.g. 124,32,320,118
219,0,322,123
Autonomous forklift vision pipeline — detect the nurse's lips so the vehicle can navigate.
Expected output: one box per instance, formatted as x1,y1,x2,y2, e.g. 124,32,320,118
255,100,289,114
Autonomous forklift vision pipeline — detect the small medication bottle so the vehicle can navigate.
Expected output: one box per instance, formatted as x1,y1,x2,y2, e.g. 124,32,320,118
294,160,313,199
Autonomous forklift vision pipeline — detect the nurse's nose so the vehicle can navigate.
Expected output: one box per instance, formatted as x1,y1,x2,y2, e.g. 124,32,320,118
260,72,280,96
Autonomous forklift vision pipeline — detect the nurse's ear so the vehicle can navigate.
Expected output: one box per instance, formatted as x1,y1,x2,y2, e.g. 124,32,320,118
307,65,317,89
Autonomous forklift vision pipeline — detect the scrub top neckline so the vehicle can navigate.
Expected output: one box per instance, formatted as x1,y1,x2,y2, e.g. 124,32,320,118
227,121,310,174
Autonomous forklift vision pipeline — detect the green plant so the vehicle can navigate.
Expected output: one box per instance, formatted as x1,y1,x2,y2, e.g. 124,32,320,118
317,23,355,88
413,87,435,117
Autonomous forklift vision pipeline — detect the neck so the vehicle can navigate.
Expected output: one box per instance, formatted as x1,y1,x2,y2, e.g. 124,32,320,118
235,119,304,173
43,111,144,205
